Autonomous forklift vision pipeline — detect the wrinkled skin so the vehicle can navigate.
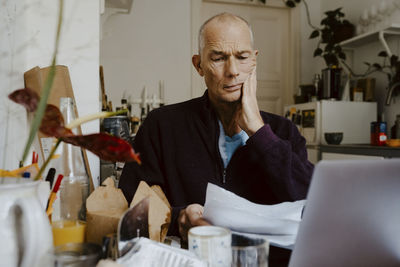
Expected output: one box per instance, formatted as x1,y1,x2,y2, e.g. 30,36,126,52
179,15,265,241
192,18,263,137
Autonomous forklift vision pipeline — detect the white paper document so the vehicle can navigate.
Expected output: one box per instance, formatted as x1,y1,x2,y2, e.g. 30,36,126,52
203,183,306,249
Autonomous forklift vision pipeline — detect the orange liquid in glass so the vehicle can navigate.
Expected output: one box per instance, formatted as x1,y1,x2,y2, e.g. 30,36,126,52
52,220,86,246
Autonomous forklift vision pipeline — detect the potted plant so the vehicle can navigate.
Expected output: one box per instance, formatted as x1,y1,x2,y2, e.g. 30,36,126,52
308,7,354,67
282,1,355,67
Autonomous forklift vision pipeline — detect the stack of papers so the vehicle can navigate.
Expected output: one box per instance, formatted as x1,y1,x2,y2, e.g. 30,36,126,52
203,183,305,249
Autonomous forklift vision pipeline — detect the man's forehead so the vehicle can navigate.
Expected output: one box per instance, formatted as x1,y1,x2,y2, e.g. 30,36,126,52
206,43,252,54
203,22,252,51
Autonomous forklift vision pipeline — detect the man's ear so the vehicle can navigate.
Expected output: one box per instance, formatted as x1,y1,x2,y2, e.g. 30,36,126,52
192,55,204,76
254,50,259,57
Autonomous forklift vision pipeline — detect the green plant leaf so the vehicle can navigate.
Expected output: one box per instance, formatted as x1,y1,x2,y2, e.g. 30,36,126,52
309,30,319,39
334,45,342,53
324,54,338,67
325,43,334,52
313,48,323,57
285,0,295,8
364,62,371,67
378,51,388,57
338,52,346,60
373,63,382,70
390,55,399,66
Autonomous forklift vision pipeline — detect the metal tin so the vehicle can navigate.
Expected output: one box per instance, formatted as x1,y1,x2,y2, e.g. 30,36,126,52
103,116,131,142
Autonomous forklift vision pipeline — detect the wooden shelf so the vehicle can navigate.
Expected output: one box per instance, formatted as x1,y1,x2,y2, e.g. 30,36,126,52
340,24,400,49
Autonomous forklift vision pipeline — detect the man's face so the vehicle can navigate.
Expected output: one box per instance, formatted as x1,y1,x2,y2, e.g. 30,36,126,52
194,19,257,105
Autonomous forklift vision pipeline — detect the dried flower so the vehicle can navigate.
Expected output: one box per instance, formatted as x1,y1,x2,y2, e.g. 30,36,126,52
8,87,141,180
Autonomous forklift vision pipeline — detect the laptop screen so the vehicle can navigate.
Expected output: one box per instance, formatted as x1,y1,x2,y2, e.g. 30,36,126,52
289,159,400,267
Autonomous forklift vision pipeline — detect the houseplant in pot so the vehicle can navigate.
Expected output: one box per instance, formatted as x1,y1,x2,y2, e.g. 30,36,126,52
284,1,356,99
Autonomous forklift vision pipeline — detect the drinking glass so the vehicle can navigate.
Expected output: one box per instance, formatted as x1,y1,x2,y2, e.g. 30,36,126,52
52,220,86,246
52,243,102,267
231,234,269,267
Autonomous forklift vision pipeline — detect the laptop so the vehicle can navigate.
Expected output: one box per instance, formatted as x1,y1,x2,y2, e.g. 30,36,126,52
289,159,400,267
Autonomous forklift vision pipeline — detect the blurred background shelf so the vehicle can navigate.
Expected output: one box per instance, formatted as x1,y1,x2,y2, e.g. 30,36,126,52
341,24,400,49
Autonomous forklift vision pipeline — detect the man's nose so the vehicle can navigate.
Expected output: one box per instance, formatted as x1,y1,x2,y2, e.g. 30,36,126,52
225,57,239,78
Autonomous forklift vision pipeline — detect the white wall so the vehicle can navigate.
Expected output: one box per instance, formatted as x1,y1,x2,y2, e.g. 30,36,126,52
100,0,191,116
0,0,100,185
300,0,324,85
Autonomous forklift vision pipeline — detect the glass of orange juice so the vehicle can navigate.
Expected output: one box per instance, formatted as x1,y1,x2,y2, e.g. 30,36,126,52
52,220,86,246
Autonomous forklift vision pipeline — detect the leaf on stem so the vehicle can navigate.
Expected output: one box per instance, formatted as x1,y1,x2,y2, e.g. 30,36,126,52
373,63,382,70
390,55,399,67
285,0,295,8
338,52,346,60
378,51,388,57
61,133,141,164
313,48,323,57
39,104,73,137
8,88,40,112
8,86,140,164
309,30,320,39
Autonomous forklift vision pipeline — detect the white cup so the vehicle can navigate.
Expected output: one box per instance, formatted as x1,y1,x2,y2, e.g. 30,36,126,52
188,226,232,267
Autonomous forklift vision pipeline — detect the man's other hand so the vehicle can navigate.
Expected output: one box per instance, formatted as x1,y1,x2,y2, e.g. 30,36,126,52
178,204,210,242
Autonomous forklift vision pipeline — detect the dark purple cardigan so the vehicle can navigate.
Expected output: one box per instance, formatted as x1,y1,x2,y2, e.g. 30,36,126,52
119,91,314,236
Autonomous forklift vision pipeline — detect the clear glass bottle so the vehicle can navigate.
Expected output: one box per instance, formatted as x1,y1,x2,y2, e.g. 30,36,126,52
53,97,90,222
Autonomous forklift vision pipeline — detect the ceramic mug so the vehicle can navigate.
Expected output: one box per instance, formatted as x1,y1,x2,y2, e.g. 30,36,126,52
188,226,232,267
0,178,53,267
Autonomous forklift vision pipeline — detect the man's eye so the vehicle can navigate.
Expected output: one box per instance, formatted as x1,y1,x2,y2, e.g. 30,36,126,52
237,55,249,60
212,57,224,62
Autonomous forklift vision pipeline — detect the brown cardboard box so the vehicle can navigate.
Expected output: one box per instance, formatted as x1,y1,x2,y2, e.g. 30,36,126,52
86,178,128,244
130,181,171,243
86,179,172,245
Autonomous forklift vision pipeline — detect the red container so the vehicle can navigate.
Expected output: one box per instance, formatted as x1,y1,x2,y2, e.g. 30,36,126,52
370,122,387,146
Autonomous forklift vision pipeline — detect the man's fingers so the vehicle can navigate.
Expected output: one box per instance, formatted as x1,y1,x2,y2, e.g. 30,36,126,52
186,204,204,221
192,217,211,227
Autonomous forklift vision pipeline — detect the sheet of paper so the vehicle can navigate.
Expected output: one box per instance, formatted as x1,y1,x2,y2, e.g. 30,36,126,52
203,183,306,249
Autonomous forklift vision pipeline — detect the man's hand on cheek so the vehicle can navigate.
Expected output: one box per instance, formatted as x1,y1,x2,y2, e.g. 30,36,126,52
237,66,264,136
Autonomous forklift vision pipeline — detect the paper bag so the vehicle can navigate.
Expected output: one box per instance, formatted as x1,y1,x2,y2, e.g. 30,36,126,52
24,65,93,190
131,181,171,242
86,178,128,244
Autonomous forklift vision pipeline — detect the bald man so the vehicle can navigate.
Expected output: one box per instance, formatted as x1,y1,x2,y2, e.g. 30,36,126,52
120,13,313,241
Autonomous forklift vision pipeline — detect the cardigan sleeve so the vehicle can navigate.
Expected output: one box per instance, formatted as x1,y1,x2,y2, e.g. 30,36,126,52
245,123,314,201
